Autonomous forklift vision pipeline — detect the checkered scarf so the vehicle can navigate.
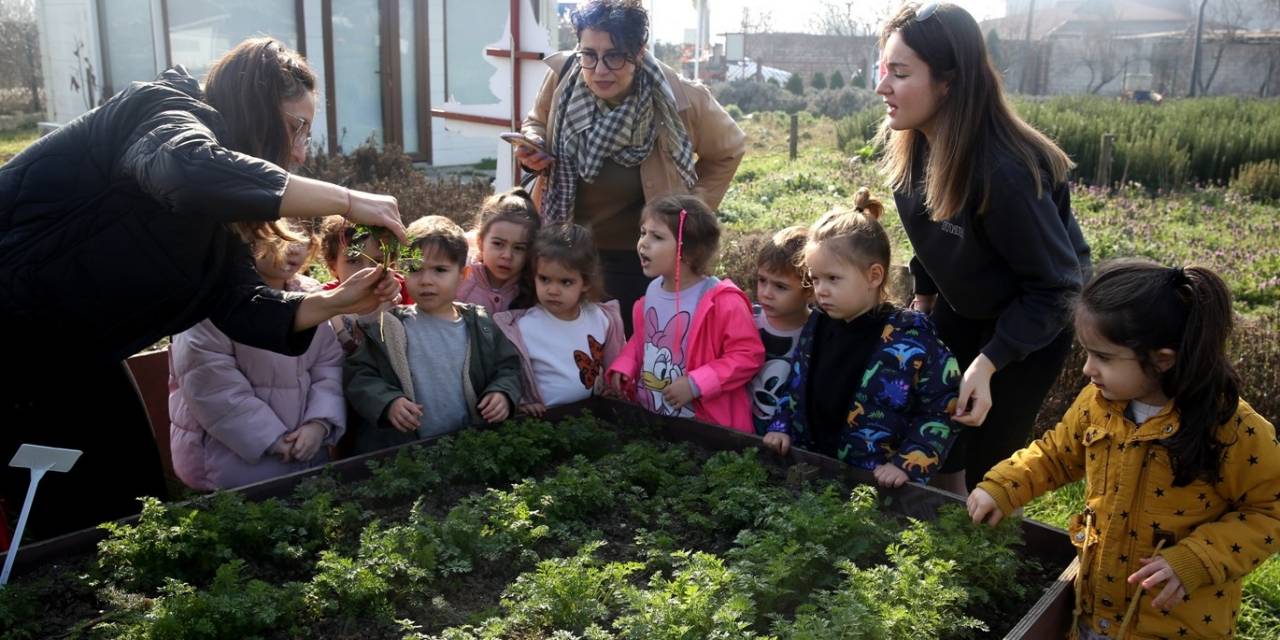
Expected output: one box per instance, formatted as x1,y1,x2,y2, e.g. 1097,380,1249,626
542,53,697,225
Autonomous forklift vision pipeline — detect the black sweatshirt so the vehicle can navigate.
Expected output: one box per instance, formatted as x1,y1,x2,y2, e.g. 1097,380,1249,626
894,148,1091,370
805,307,888,456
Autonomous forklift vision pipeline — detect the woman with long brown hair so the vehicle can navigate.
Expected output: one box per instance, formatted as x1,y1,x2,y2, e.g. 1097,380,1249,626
875,3,1091,492
0,38,403,540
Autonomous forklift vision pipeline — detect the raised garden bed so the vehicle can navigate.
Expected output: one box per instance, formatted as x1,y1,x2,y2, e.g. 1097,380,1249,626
0,400,1077,639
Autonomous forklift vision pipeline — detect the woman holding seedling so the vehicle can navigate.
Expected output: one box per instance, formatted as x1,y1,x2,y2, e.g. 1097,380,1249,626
0,38,403,539
519,0,746,331
875,3,1091,494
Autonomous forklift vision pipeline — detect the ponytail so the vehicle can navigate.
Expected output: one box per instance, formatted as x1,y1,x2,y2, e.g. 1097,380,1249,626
1162,266,1240,485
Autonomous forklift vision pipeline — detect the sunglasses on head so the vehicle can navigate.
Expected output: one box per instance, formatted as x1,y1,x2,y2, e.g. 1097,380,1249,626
916,1,940,22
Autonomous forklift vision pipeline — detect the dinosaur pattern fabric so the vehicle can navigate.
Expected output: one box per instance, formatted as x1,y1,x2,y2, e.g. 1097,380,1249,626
767,307,961,482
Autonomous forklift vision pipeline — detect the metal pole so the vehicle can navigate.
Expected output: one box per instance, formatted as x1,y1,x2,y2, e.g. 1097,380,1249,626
694,0,703,80
1018,0,1036,93
789,113,798,161
1189,0,1208,97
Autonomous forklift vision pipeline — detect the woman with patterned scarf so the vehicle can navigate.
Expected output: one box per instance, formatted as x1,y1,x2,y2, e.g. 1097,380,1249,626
520,0,746,333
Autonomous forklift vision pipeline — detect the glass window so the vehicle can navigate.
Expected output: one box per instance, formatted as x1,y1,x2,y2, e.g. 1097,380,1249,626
167,0,297,81
399,0,418,154
100,0,159,93
443,0,503,104
330,0,383,149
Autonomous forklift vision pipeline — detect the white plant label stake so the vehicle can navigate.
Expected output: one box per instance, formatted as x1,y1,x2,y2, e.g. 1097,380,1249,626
0,444,82,586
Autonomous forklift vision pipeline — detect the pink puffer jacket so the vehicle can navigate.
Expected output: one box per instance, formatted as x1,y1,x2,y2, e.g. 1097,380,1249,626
168,318,346,491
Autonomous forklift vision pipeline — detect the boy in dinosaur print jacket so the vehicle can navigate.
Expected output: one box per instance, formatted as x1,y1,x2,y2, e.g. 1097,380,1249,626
765,305,961,485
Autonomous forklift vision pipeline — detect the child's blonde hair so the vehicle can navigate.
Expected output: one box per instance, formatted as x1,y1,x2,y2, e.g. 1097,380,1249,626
248,219,318,269
807,188,891,302
641,194,721,276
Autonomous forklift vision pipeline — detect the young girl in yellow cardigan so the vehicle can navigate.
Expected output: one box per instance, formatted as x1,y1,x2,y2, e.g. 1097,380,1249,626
968,259,1278,640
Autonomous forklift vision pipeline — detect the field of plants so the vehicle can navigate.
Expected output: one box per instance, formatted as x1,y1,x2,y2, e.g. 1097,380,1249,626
0,413,1061,639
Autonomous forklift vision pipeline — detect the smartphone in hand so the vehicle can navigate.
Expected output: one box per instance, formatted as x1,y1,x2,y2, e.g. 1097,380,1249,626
500,132,553,158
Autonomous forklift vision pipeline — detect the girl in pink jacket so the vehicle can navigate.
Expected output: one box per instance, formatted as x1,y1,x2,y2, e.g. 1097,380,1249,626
169,232,346,491
607,195,764,432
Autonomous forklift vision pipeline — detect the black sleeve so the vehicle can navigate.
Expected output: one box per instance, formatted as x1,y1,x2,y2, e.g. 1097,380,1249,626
909,255,939,296
207,240,316,356
119,107,289,224
978,163,1083,370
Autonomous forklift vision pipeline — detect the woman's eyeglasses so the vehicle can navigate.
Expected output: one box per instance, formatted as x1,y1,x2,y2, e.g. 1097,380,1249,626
577,50,633,71
285,112,312,149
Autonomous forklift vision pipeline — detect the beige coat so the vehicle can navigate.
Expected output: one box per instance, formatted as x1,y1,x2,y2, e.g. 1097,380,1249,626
522,51,746,212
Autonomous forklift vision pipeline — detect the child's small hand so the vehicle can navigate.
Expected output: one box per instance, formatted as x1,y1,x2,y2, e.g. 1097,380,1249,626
1129,555,1187,610
608,371,630,396
874,463,910,488
519,402,547,417
762,432,791,455
268,435,294,463
330,265,401,316
966,487,1004,526
285,421,327,462
661,376,696,410
478,392,511,423
388,397,423,432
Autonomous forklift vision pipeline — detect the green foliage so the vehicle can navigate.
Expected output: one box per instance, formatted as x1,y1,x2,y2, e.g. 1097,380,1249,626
896,505,1032,615
1231,159,1280,202
613,551,761,640
828,70,845,90
729,486,894,615
356,415,618,502
306,505,441,620
0,576,43,639
1011,96,1280,188
500,542,642,634
774,550,984,640
1240,557,1280,640
700,449,782,531
785,74,804,96
121,560,306,640
712,80,806,114
96,493,348,593
834,108,883,155
725,103,744,121
810,72,827,91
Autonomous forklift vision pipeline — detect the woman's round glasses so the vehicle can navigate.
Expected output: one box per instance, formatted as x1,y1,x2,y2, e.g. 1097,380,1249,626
577,50,633,71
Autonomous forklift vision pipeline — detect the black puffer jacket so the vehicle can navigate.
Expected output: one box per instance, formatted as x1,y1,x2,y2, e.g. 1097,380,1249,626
0,67,314,363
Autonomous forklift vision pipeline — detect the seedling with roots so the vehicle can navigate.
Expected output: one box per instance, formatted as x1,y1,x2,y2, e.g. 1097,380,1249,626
340,224,424,340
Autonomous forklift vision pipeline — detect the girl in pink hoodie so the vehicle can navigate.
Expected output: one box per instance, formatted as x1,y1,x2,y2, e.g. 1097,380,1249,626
607,195,764,432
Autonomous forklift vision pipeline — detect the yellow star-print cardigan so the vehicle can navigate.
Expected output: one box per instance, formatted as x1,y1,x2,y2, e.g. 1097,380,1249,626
978,385,1280,639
